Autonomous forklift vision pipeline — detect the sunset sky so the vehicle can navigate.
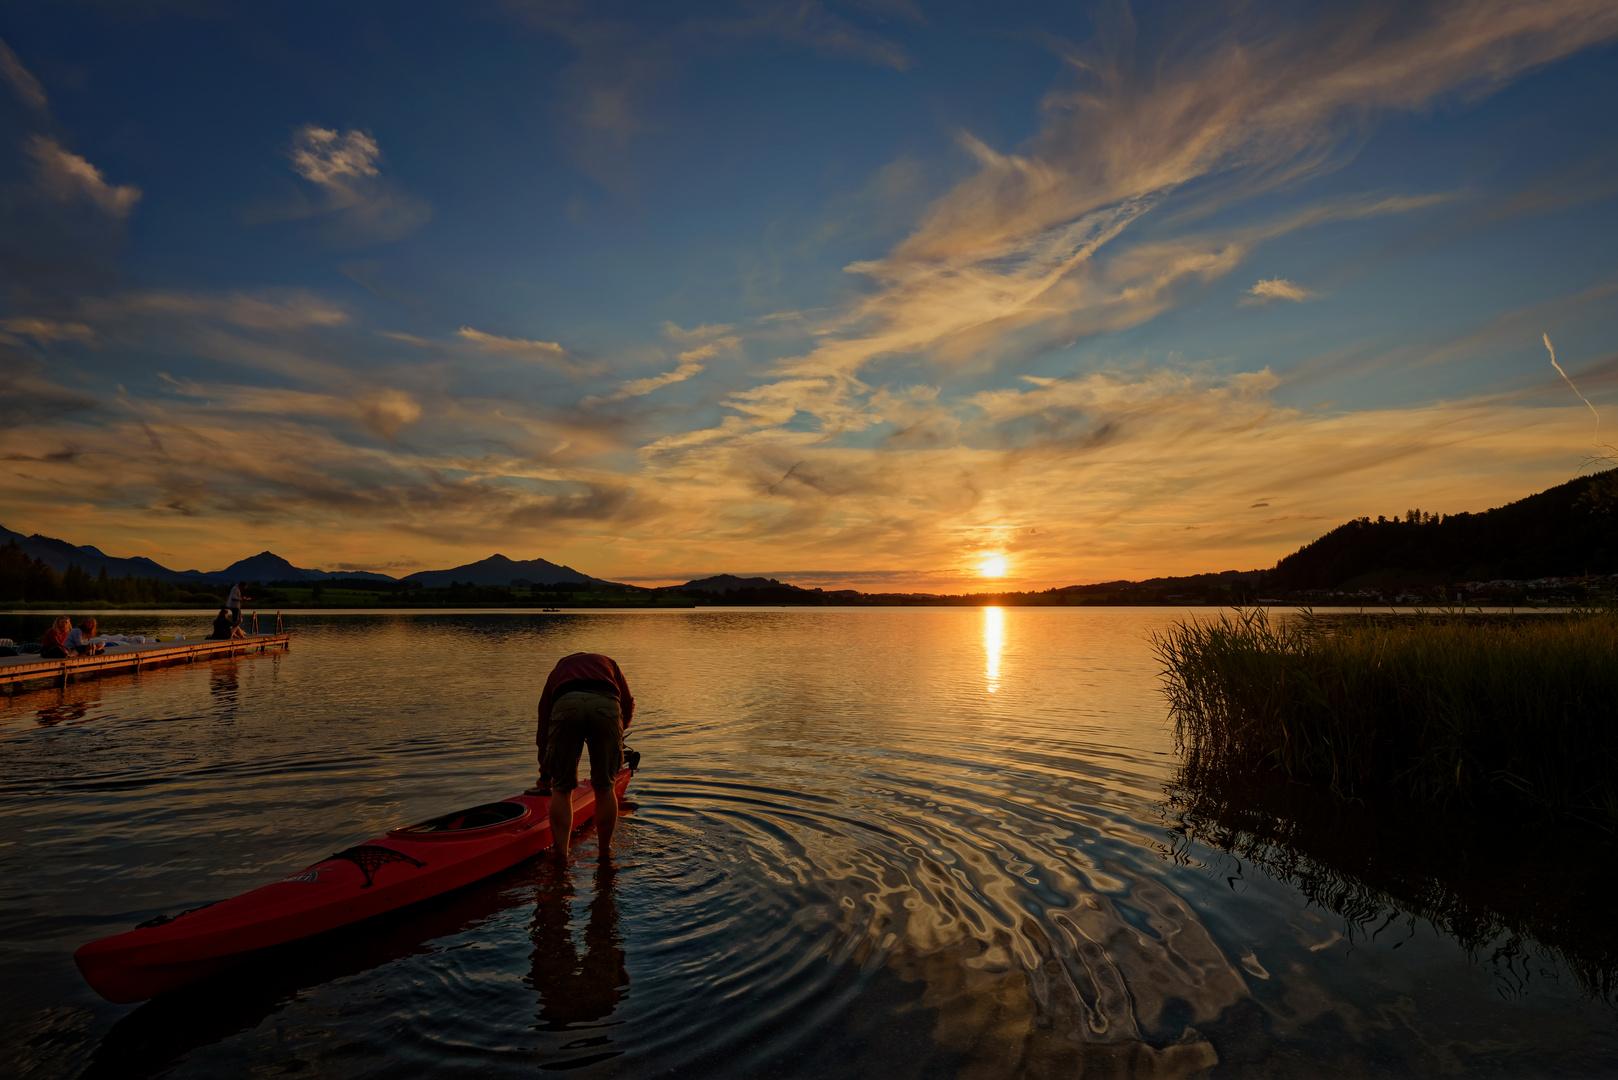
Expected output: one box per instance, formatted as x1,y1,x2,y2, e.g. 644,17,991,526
2,1,1617,591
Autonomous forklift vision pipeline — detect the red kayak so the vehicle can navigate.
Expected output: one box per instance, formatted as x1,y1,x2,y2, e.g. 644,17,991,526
75,766,633,1004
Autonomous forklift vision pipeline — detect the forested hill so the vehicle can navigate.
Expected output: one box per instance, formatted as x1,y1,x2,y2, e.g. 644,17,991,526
1272,470,1618,590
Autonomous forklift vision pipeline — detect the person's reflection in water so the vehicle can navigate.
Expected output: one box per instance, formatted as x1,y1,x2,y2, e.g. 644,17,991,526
529,861,629,1068
208,661,241,714
34,700,93,728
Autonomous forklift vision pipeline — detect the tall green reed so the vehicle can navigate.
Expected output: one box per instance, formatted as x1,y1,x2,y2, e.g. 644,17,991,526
1153,608,1618,825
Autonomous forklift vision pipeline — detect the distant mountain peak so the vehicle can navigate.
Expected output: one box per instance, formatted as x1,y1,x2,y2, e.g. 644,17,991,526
662,574,806,594
401,553,614,588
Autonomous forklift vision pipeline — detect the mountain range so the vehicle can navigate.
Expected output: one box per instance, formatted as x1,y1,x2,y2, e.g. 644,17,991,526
0,526,616,588
0,527,390,584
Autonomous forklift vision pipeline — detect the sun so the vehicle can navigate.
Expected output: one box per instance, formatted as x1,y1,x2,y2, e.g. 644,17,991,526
978,556,1008,578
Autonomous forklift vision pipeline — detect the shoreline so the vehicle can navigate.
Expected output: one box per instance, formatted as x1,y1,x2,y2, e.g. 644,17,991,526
0,604,1568,616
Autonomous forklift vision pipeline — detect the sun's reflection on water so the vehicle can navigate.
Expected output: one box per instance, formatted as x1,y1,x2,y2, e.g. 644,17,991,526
983,606,1003,693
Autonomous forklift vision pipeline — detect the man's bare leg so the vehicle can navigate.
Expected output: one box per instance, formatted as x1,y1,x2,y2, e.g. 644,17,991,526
549,789,574,863
593,784,618,861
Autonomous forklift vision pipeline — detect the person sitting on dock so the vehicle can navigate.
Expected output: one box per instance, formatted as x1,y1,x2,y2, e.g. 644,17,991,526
208,608,247,640
529,652,635,864
40,616,71,659
64,617,104,656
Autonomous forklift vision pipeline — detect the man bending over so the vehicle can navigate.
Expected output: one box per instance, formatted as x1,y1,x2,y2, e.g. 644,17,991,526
530,652,634,863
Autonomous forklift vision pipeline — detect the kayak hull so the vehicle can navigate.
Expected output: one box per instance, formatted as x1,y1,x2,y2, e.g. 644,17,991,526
75,770,629,1004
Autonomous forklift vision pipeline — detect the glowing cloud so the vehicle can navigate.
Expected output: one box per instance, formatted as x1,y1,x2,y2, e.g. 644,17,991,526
271,124,430,245
290,126,381,188
1242,278,1317,305
0,318,94,344
26,136,141,217
456,327,565,357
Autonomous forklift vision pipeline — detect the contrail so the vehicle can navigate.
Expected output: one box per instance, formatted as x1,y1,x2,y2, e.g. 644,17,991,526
1545,332,1618,458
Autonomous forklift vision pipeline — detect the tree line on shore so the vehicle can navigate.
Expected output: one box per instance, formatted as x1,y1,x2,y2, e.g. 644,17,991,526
0,542,224,606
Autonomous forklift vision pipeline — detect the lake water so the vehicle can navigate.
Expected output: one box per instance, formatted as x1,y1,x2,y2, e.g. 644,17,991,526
2,608,1615,1078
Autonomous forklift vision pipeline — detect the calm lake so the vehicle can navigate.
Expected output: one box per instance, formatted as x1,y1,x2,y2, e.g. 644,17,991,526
2,608,1615,1078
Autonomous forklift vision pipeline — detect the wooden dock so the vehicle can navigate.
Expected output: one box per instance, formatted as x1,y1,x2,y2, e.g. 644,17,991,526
0,634,291,691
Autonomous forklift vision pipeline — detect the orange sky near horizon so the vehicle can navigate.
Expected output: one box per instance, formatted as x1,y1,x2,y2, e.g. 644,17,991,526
3,397,1602,592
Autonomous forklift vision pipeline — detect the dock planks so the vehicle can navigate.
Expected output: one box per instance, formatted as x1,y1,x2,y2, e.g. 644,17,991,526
0,634,291,690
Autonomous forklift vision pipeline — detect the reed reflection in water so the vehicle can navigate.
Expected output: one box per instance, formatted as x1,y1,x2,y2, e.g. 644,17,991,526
1163,762,1618,1005
2,608,1617,1079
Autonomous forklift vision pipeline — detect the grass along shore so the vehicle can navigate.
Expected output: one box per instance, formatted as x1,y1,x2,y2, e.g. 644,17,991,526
1153,608,1618,827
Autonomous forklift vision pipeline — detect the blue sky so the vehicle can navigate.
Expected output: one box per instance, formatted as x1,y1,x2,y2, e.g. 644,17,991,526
2,0,1617,589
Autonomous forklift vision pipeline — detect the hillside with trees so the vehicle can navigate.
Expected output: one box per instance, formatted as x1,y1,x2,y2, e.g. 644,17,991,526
1271,469,1618,590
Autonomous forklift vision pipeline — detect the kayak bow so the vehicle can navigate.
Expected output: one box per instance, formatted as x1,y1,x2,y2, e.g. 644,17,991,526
75,766,633,1004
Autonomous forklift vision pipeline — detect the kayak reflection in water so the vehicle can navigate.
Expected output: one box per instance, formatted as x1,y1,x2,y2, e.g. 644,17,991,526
528,652,635,864
530,862,629,1048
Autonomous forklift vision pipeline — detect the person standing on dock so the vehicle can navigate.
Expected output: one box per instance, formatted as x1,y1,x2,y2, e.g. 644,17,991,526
529,652,634,863
225,582,249,629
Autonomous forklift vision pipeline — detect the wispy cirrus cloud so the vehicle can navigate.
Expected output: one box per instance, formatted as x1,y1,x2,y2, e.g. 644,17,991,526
586,335,736,405
651,2,1618,439
455,326,605,377
779,0,1618,384
0,34,48,111
0,317,95,345
0,361,99,431
158,372,424,438
85,289,350,331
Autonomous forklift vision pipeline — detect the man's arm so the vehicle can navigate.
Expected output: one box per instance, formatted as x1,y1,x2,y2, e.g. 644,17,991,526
612,660,634,729
535,675,557,780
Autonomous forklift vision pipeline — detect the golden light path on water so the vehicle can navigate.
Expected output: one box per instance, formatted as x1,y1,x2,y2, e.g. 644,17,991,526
0,607,1615,1079
983,606,1003,694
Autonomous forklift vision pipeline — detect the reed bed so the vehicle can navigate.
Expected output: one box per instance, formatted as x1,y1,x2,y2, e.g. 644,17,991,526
1153,609,1618,826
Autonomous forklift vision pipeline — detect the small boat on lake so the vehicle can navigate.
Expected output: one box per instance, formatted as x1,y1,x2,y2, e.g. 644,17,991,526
74,761,636,1003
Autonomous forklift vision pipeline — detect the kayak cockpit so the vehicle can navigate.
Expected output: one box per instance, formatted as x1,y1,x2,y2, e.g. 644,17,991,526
388,800,529,837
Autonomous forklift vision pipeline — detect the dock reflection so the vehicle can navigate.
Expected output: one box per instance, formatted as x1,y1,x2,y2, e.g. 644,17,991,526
1162,764,1618,1001
529,861,629,1068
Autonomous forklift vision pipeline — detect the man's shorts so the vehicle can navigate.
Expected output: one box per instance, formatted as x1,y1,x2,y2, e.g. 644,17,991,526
543,691,624,791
